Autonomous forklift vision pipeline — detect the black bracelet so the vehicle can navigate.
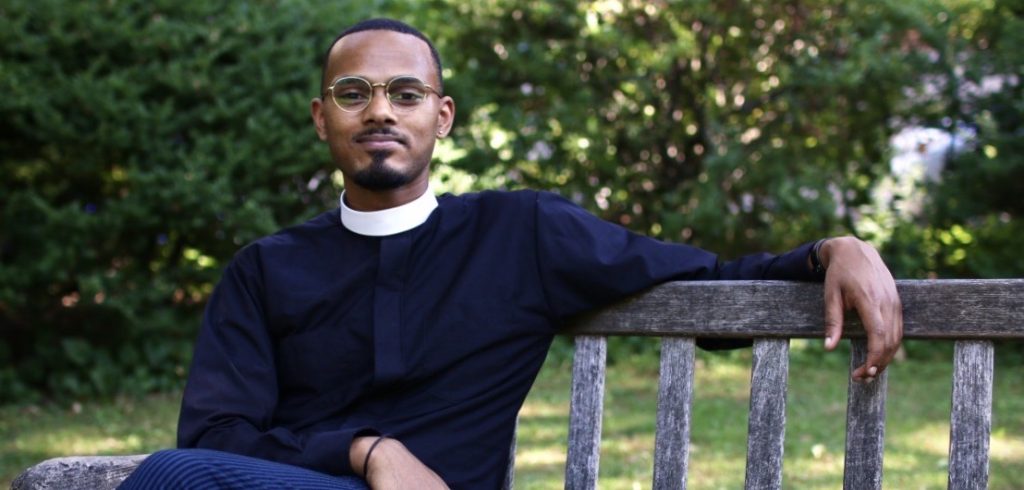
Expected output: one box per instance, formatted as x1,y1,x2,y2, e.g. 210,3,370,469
811,238,829,274
362,436,387,479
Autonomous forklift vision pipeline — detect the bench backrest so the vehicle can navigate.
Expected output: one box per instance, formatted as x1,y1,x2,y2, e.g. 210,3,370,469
540,279,1023,490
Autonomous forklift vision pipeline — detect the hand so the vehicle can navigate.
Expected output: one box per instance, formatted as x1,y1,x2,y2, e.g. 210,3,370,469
351,436,449,490
817,236,903,383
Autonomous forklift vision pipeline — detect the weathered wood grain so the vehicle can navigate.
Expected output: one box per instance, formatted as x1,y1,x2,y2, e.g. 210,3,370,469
842,339,888,490
565,279,1024,339
948,340,994,490
652,337,696,490
565,336,607,490
744,339,790,490
11,455,148,490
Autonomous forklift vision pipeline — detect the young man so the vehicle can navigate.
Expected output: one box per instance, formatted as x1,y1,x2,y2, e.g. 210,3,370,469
120,18,902,490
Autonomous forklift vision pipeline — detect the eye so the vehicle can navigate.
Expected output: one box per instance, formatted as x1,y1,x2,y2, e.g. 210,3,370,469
338,91,368,102
387,78,429,106
331,79,371,106
390,90,426,104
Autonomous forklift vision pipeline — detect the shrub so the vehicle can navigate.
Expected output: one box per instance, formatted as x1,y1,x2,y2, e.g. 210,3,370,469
0,0,377,400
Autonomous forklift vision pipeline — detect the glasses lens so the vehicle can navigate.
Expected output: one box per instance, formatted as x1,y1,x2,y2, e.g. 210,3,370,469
387,77,429,111
331,77,371,111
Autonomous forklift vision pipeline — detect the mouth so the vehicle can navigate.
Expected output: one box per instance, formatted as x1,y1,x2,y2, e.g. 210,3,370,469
354,130,407,150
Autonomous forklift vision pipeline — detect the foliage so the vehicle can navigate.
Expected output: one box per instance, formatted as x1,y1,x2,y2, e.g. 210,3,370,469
878,0,1024,278
435,0,938,256
0,0,374,400
0,0,1019,399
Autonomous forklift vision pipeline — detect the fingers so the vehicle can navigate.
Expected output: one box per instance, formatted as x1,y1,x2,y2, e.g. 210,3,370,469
823,278,844,351
847,304,888,382
851,295,899,383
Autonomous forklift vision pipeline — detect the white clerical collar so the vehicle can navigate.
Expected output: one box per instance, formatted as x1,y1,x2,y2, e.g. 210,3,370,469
339,187,439,237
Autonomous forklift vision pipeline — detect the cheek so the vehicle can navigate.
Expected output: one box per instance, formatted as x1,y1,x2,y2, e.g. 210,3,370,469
409,116,441,140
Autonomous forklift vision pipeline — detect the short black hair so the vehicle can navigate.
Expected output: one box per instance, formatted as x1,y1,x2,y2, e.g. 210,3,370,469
320,18,444,94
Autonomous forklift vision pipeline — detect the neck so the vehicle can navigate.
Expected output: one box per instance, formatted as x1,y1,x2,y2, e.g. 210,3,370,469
343,176,429,211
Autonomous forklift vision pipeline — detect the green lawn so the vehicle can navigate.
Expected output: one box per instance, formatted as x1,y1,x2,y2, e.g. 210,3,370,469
3,340,1022,488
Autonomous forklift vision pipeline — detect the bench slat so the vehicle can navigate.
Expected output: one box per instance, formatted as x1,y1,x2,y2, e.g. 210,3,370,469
842,339,888,490
652,337,696,490
744,338,790,490
566,280,1024,339
948,340,994,490
565,335,607,490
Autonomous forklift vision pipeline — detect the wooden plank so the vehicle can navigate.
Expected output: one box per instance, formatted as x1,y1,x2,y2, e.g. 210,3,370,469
948,340,994,490
744,339,790,490
565,279,1024,339
842,339,888,490
564,336,607,490
652,337,696,490
11,455,148,490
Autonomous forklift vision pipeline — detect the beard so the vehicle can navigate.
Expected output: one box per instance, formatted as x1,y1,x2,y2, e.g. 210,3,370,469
350,151,416,191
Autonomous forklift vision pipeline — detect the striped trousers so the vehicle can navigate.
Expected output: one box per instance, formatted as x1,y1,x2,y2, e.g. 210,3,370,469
117,448,370,490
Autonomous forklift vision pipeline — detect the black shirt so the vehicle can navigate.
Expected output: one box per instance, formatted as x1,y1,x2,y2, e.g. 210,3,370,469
178,190,820,489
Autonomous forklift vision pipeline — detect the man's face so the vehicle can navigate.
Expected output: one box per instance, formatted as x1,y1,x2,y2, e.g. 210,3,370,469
312,30,454,194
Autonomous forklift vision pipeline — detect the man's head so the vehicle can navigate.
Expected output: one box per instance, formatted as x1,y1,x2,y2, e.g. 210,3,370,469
311,19,454,208
320,19,445,95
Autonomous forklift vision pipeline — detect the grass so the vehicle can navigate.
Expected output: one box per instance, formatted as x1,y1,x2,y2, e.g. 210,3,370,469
0,393,179,487
2,340,1022,489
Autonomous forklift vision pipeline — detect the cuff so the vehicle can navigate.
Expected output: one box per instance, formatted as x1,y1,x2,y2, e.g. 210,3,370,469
770,241,826,282
305,426,378,476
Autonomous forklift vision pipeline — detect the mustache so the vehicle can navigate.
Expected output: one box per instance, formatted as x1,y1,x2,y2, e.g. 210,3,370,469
353,127,407,144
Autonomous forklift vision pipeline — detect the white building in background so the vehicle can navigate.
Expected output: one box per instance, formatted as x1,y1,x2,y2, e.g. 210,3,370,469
889,125,974,184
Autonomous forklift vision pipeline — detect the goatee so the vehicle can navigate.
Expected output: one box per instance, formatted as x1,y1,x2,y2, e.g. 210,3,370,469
351,151,412,191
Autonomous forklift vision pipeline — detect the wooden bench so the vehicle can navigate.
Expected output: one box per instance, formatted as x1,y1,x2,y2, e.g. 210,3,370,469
14,279,1023,489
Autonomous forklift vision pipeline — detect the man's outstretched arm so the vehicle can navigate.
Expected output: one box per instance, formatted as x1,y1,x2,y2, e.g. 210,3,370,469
816,236,904,383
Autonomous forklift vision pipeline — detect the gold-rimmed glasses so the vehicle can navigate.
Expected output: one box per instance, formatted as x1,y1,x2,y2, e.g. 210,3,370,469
324,75,441,113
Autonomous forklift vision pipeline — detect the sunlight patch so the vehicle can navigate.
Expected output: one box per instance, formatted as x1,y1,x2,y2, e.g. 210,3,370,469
517,448,566,468
991,432,1024,461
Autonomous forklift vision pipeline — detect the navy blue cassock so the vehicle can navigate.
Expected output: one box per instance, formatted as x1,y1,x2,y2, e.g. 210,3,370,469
178,190,822,489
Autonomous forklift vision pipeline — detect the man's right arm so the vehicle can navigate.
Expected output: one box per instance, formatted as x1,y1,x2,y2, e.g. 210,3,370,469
178,251,367,476
350,436,449,489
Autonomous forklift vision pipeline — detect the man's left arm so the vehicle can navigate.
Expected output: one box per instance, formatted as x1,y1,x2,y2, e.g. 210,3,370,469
815,236,904,383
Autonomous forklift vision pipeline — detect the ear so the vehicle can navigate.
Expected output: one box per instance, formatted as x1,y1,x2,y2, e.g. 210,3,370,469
311,97,328,141
435,96,456,138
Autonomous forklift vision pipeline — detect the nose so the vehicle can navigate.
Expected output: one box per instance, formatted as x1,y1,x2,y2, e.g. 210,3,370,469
362,84,396,125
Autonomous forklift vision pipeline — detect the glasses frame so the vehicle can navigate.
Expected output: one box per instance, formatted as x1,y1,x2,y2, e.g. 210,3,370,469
323,75,442,113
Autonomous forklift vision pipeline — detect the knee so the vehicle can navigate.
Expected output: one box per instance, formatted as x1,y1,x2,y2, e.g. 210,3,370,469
140,448,213,469
121,448,218,489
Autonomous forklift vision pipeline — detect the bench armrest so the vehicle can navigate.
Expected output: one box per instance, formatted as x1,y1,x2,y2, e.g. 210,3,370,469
11,455,149,490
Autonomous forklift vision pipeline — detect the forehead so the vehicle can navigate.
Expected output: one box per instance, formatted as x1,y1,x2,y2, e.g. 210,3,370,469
326,30,437,84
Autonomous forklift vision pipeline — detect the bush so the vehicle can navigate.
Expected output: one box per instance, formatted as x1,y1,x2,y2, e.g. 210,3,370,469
0,0,380,400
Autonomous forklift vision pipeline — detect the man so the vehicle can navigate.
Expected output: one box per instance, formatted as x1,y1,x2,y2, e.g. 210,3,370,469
120,18,901,490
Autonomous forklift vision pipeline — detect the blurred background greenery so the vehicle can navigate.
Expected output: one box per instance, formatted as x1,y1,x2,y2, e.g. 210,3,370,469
1,0,1021,411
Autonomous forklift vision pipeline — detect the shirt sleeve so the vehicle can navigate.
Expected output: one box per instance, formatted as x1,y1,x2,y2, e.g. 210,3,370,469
176,247,369,476
532,191,823,320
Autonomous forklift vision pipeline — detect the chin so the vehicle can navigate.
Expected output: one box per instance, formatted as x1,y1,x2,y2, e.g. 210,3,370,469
350,152,415,191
